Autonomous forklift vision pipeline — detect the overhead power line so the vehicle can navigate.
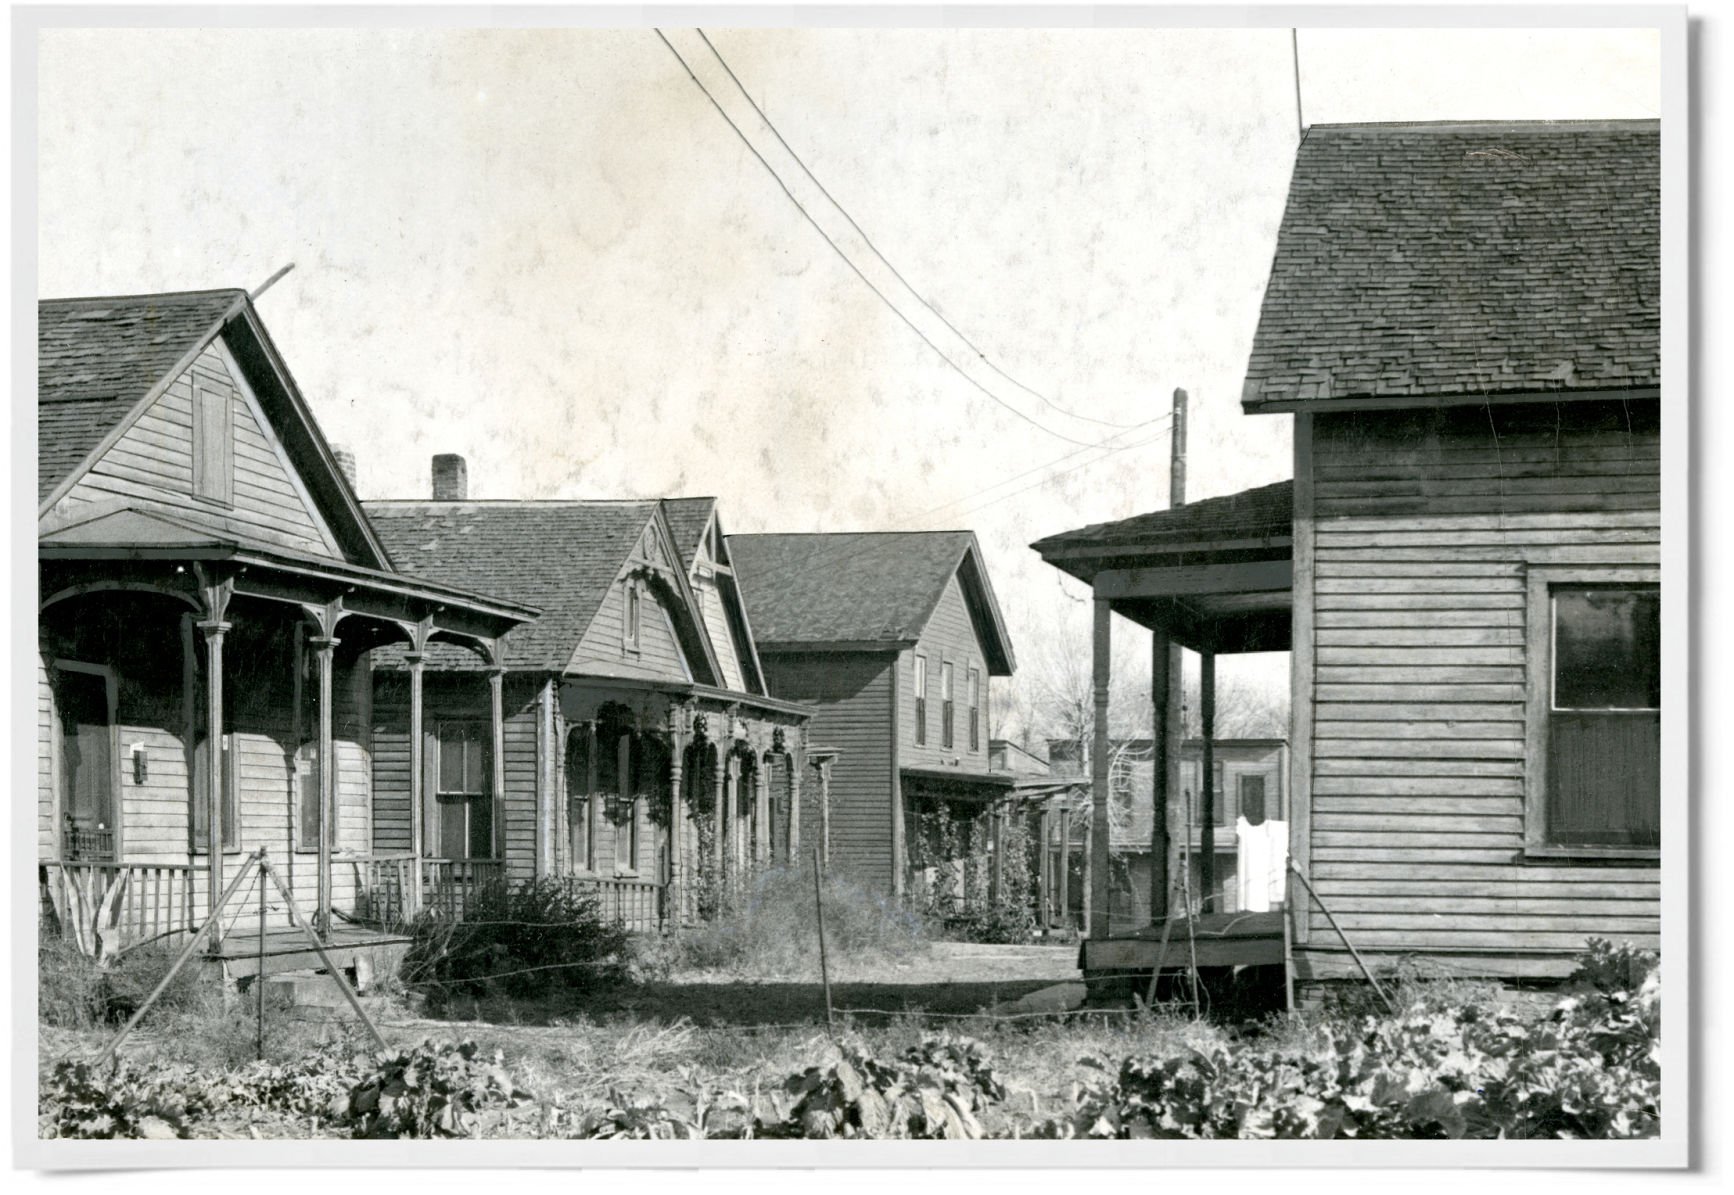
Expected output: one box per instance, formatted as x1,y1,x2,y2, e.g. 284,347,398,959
694,29,1140,433
654,28,1158,449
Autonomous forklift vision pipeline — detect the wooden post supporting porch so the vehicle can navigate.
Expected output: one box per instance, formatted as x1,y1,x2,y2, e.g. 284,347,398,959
310,633,338,936
1199,648,1217,911
405,652,426,916
787,751,803,862
1151,630,1174,923
1089,597,1112,940
667,708,688,923
488,665,507,876
197,617,229,931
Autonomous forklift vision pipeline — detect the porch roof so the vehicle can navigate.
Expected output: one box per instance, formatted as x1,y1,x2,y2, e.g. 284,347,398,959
1030,480,1294,655
39,504,538,644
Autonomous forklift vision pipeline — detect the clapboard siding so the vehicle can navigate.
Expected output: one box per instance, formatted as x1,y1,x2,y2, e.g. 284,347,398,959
695,578,746,692
760,651,895,889
1297,401,1661,975
49,340,340,558
901,575,991,771
572,579,693,683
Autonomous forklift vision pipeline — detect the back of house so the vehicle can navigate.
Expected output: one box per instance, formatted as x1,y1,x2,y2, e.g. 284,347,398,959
729,531,1016,898
1243,121,1662,985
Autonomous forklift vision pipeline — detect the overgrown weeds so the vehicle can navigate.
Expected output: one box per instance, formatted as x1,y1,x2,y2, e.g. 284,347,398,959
641,862,932,981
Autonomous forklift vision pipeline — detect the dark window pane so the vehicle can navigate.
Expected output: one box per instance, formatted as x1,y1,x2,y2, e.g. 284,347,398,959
1240,775,1267,825
466,725,489,794
1554,588,1660,709
438,794,468,858
468,796,494,858
439,732,466,795
1547,711,1660,846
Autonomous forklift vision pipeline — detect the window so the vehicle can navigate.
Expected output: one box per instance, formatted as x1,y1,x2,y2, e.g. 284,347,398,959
434,721,493,859
623,582,642,653
967,668,981,751
1211,760,1227,825
191,732,240,852
1239,774,1267,826
191,377,233,505
913,655,928,746
940,661,955,749
1527,577,1660,852
566,728,593,872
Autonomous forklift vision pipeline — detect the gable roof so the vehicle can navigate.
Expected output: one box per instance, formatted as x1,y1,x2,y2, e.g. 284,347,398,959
1241,120,1660,412
660,496,717,573
363,499,722,678
38,289,244,501
37,288,394,569
728,531,1016,675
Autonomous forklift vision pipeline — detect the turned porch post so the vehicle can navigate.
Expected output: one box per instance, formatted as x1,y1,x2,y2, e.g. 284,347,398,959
1057,805,1072,929
1089,597,1113,939
310,634,339,937
197,617,230,930
754,758,771,866
817,757,833,865
787,754,803,862
406,652,426,916
488,666,507,865
1151,628,1175,924
667,707,688,923
723,753,741,882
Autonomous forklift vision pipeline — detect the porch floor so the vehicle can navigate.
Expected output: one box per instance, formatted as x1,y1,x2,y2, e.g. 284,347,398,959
1080,910,1286,972
208,925,412,983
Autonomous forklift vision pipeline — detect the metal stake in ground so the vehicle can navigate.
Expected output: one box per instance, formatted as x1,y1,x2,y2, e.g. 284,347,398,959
96,849,265,1067
256,846,269,1060
812,845,834,1034
258,855,388,1050
1289,860,1395,1014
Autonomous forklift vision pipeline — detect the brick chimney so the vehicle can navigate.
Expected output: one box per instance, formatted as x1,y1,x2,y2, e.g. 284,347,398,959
432,453,468,501
331,446,358,489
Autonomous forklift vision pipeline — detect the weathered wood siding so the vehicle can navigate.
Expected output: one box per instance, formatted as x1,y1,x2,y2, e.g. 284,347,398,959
693,577,746,691
46,339,341,558
899,574,992,772
760,651,896,890
571,579,693,683
1298,400,1660,978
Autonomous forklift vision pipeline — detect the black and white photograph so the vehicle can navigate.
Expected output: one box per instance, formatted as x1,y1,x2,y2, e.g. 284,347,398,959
13,3,1691,1167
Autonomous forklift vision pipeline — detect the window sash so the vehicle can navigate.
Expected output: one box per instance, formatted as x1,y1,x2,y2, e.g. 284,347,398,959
913,656,928,746
1525,567,1661,856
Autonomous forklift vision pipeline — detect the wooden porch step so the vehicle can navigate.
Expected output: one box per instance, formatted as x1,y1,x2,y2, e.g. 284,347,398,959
215,928,410,987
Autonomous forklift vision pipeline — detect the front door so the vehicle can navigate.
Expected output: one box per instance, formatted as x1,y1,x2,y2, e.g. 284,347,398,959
54,663,117,860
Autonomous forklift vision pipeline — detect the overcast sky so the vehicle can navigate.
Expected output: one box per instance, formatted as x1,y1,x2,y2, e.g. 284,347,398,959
35,21,1661,728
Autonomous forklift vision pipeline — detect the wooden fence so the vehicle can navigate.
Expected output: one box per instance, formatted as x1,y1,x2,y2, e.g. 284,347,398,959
39,861,197,958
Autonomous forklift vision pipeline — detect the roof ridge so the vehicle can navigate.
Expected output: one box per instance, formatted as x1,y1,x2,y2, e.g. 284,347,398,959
730,529,977,540
1305,118,1659,133
364,498,661,508
40,287,248,306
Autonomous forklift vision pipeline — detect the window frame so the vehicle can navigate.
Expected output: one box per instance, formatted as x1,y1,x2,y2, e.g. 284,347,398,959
940,660,955,749
622,580,643,655
434,719,495,860
49,659,123,861
913,654,928,746
967,667,981,751
1522,563,1661,863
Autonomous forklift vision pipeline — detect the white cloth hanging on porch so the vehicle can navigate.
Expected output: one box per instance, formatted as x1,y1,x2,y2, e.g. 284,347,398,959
1235,817,1289,912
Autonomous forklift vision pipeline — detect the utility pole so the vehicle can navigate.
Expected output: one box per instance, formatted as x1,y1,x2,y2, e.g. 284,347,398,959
1153,388,1186,922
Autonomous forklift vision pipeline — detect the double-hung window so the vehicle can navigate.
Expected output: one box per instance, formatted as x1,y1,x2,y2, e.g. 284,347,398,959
913,655,928,746
623,581,642,654
967,668,981,751
1525,569,1660,855
940,661,955,749
435,720,494,859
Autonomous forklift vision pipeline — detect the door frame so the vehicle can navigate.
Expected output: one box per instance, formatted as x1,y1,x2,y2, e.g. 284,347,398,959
48,658,122,861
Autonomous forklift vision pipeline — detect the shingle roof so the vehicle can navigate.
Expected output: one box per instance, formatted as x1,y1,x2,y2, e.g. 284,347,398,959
363,500,659,671
1242,120,1659,411
38,289,244,500
1031,480,1293,558
729,531,1015,673
660,497,716,574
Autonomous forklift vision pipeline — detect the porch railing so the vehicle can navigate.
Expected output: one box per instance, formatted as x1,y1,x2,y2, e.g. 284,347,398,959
570,876,666,934
39,860,196,958
342,855,509,927
61,825,116,863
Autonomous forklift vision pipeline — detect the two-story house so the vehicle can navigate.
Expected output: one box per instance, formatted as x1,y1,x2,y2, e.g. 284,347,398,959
728,532,1017,901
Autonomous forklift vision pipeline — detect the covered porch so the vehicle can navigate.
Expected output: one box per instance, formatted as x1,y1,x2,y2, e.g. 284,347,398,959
1030,480,1295,973
37,518,535,960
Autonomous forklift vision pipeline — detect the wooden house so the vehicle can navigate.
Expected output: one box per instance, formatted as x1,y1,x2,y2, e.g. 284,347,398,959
1034,120,1661,987
364,481,823,928
728,532,1017,902
36,290,536,963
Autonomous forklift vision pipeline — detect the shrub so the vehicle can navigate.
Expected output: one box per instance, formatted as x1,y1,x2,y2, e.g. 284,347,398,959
38,937,105,1029
41,1058,222,1139
662,862,931,979
401,878,634,1000
38,937,213,1030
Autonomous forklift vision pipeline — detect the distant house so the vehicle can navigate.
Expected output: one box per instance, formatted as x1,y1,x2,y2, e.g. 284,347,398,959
729,532,1017,899
36,291,534,959
1035,120,1661,986
364,475,819,927
1049,737,1288,921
